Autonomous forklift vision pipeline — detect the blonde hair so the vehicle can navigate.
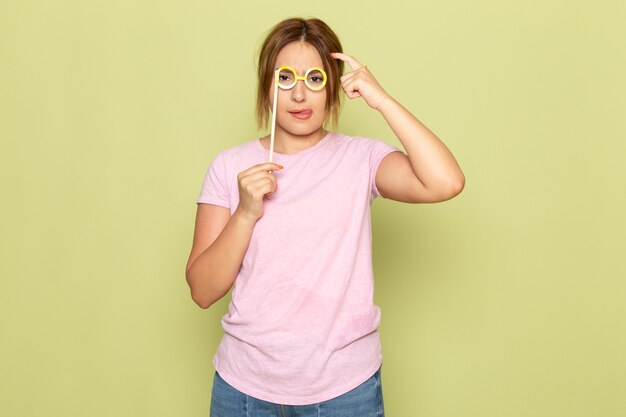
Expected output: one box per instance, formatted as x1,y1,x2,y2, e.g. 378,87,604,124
255,17,344,131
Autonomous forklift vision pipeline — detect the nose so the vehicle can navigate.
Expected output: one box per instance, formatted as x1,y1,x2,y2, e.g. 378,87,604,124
290,79,306,103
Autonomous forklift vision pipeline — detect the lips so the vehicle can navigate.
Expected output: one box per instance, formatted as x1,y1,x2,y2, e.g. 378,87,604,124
288,108,313,120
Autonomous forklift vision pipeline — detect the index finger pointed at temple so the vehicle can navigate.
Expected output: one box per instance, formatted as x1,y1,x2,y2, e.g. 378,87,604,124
331,52,363,70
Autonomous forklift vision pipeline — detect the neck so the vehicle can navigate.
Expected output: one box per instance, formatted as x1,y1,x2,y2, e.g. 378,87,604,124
263,127,328,155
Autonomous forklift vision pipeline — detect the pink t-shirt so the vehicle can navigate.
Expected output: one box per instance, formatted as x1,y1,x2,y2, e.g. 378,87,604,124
196,130,401,405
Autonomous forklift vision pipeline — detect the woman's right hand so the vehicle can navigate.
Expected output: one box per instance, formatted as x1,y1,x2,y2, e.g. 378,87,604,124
235,162,283,221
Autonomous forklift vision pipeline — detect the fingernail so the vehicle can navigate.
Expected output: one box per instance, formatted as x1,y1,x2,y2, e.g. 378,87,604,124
276,164,284,169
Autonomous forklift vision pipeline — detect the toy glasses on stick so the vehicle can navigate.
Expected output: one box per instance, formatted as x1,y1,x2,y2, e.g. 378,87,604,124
268,66,328,162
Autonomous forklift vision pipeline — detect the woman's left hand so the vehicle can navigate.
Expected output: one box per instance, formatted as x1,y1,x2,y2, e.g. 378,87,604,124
330,52,391,111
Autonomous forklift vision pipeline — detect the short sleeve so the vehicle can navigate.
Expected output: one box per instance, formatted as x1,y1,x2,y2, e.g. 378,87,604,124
196,151,230,209
369,139,403,201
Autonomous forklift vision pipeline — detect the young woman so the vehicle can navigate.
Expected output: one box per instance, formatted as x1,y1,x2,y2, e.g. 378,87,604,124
186,17,465,417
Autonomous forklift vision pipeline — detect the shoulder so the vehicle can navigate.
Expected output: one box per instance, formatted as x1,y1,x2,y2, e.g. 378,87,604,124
330,131,399,154
199,138,261,182
332,131,377,143
212,138,259,162
201,139,261,174
329,131,385,149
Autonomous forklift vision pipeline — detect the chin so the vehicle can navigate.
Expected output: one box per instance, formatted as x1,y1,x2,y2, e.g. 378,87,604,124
291,126,324,137
278,120,325,136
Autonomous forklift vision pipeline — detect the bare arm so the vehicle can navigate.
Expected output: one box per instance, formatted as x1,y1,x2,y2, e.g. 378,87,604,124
330,52,465,203
185,205,257,309
185,162,282,309
376,96,465,203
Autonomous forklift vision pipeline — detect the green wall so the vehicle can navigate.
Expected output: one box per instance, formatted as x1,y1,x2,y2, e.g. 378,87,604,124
1,0,624,416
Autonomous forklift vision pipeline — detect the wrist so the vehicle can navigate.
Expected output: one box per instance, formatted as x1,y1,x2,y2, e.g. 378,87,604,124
233,207,259,227
376,94,395,113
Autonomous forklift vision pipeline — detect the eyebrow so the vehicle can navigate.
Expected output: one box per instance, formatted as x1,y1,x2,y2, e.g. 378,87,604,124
273,66,323,73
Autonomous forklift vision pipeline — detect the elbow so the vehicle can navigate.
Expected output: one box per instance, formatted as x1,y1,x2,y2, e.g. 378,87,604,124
451,176,465,196
430,177,465,203
189,282,217,309
186,270,214,309
444,170,466,199
191,291,213,309
442,180,464,201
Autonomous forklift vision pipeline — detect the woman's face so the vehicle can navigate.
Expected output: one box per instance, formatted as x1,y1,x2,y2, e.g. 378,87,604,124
269,41,328,137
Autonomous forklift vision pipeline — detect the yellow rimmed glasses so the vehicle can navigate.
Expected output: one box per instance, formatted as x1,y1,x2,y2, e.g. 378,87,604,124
274,65,328,91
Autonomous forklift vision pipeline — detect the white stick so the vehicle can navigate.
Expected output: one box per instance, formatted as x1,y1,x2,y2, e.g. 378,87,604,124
269,74,279,163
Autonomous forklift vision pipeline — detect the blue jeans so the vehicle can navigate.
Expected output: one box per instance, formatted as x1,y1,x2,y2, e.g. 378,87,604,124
210,366,385,417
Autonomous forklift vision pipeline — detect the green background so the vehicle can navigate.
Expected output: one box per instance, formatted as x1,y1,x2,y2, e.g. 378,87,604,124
1,0,624,416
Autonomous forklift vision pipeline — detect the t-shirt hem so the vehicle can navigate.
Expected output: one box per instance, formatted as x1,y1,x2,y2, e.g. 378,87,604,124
212,358,383,406
372,149,403,199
